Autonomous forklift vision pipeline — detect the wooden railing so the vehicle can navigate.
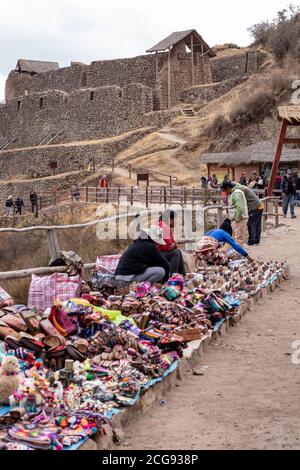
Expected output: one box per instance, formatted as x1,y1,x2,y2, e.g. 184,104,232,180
0,198,282,281
38,186,223,211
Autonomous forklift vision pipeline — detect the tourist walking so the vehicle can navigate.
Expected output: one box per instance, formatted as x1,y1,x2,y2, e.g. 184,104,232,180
5,196,14,216
72,184,81,202
29,190,38,214
200,176,207,189
281,171,297,219
15,196,25,215
99,175,108,188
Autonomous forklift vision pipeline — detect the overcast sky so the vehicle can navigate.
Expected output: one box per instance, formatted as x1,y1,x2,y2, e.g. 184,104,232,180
0,0,296,100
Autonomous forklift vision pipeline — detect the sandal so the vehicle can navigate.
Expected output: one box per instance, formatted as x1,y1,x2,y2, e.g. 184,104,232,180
5,334,22,350
0,322,19,340
19,333,45,354
42,335,65,349
72,339,89,355
66,344,85,362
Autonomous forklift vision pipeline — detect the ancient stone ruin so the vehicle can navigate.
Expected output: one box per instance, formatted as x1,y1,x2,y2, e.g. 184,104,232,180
0,29,266,204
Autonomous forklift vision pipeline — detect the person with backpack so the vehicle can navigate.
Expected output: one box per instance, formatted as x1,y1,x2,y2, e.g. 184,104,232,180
15,196,25,215
29,191,38,214
281,170,297,219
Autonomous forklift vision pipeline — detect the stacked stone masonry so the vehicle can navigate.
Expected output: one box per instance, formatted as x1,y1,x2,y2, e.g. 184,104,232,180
182,77,247,105
211,51,267,83
0,128,152,205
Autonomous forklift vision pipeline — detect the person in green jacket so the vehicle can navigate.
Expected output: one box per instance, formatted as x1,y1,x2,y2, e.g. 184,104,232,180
222,181,263,246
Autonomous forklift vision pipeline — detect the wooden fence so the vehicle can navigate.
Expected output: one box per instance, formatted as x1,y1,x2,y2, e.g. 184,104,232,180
0,198,281,281
38,186,223,211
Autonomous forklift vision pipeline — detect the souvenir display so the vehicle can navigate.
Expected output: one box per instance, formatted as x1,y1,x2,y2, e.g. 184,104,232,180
0,259,288,450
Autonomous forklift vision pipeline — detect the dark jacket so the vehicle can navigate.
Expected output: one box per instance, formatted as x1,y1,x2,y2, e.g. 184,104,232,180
115,238,170,282
5,199,14,208
281,176,296,195
30,192,38,204
16,198,24,208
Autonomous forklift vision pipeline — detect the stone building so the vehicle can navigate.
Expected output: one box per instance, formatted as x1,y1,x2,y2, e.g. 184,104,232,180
1,29,215,152
0,30,267,204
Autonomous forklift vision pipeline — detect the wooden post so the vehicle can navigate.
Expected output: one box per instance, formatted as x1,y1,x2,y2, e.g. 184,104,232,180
130,186,134,206
146,186,149,208
86,186,88,203
169,175,172,188
201,43,204,83
262,199,268,231
112,159,115,174
192,187,195,206
117,186,121,206
46,229,61,263
275,199,279,228
106,187,109,204
168,48,171,109
155,52,159,81
184,187,187,206
128,164,132,179
217,206,223,227
267,119,288,196
163,187,167,208
191,33,194,86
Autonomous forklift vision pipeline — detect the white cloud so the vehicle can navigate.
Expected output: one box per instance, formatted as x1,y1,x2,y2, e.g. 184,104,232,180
0,0,294,99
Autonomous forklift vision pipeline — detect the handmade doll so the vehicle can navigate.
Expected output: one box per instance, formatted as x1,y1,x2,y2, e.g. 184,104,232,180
0,355,21,405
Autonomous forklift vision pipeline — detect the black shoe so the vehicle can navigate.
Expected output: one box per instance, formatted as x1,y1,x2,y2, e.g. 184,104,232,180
292,215,297,219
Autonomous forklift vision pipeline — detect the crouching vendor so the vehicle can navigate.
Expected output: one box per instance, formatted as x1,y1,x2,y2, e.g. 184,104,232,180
195,219,253,266
115,226,170,284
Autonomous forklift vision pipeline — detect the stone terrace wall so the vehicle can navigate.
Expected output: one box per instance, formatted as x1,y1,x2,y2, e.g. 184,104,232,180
0,84,153,148
0,128,152,180
211,51,265,83
182,77,246,105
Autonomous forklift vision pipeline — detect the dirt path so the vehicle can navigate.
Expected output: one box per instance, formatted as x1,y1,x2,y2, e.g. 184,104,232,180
116,213,300,450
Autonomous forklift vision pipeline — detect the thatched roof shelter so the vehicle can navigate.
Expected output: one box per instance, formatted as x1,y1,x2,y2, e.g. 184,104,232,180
202,141,300,167
16,59,59,74
278,105,300,124
146,29,215,56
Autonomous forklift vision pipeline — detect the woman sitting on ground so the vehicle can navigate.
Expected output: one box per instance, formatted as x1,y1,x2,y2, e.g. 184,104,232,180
194,219,253,266
156,210,186,277
115,226,170,285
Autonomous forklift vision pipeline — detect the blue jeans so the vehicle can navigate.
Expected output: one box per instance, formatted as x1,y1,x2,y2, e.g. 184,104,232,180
283,194,295,217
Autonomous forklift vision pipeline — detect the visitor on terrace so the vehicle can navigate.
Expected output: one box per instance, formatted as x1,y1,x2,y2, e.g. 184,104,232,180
194,219,253,266
156,210,186,277
115,226,170,284
5,196,14,216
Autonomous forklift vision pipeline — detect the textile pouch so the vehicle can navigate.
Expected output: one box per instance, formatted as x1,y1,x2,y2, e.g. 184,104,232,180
28,273,80,312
